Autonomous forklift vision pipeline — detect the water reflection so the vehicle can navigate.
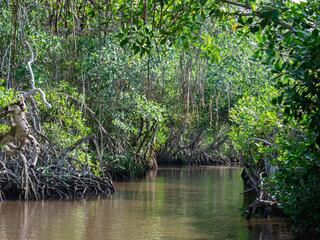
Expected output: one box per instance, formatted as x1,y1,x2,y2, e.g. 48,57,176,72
0,166,294,240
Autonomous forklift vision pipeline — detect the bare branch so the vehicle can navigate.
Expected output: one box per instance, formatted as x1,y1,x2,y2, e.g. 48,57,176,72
24,41,51,108
22,88,51,108
246,137,272,146
25,41,35,89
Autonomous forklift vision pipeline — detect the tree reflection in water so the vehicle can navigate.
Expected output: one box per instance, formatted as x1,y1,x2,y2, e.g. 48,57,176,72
0,166,294,240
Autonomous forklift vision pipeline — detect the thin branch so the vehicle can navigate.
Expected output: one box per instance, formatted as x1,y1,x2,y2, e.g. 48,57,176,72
22,88,51,108
221,0,295,31
24,41,51,108
25,40,35,89
1,43,12,74
222,0,250,9
65,94,107,134
61,134,96,158
246,137,273,146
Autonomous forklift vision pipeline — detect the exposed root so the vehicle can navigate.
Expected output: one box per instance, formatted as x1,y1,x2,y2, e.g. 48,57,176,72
156,125,238,165
0,153,114,200
0,97,114,201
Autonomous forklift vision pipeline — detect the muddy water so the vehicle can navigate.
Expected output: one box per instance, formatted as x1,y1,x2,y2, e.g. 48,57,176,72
0,166,294,240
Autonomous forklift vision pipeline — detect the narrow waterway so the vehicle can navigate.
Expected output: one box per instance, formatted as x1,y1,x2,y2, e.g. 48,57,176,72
0,166,293,240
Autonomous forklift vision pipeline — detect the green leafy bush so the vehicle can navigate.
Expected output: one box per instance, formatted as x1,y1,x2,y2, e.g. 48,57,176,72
230,83,320,234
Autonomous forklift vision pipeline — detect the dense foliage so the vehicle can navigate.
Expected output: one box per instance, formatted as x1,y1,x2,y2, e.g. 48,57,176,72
229,0,320,234
0,0,319,235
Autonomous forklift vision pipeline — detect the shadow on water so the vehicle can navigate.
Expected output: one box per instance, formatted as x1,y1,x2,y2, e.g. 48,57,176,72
0,166,294,240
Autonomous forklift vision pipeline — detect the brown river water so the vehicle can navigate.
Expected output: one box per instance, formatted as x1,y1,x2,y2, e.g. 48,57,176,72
0,166,294,240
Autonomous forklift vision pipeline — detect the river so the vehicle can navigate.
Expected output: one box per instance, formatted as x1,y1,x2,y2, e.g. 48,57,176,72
0,166,294,240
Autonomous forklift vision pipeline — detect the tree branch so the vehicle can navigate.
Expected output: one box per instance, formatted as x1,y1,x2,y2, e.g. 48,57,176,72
221,0,295,31
246,137,272,146
61,134,96,159
24,41,51,108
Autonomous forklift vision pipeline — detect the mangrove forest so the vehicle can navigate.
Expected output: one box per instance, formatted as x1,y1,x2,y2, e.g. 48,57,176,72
0,0,319,239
